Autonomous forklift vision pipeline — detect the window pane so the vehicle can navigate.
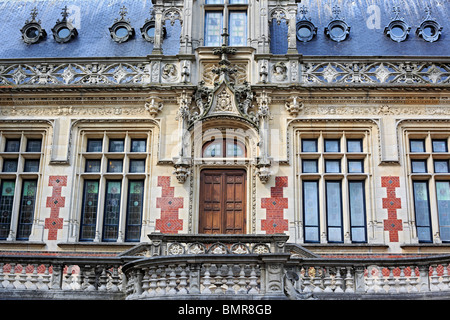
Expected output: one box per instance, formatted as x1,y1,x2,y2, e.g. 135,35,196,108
326,181,343,242
103,181,122,241
302,160,318,173
412,181,432,242
5,139,20,152
85,160,101,173
26,139,42,152
206,0,224,3
126,180,144,242
229,12,247,46
131,139,146,152
348,160,364,173
2,159,18,172
303,181,319,242
24,159,40,172
325,160,340,173
16,180,37,240
226,141,244,157
87,139,102,152
436,181,450,242
349,181,367,242
347,139,362,152
302,139,317,152
203,141,222,157
80,180,99,241
129,160,145,173
230,0,248,3
205,12,223,46
107,159,123,173
410,139,425,153
0,180,15,240
411,160,427,173
109,139,124,152
434,160,450,173
432,140,448,152
324,139,340,152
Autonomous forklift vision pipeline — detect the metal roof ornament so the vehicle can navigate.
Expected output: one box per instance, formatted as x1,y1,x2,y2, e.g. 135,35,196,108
20,7,47,44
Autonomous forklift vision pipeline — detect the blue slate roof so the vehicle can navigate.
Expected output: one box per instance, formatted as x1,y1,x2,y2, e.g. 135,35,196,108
0,0,448,59
0,0,181,59
288,0,450,56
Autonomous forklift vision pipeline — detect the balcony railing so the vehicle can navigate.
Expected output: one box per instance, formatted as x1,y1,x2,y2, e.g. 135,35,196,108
1,234,450,300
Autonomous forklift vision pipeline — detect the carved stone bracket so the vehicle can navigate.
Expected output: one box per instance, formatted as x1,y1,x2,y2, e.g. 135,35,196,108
285,96,303,117
144,97,164,117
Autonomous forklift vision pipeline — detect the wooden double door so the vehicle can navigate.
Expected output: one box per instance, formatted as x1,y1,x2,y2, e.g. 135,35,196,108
199,169,246,234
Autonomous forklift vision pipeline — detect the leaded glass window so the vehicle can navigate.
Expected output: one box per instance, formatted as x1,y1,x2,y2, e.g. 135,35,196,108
326,181,343,242
436,181,450,242
349,181,367,242
0,180,15,240
204,0,248,47
0,132,45,241
229,12,246,46
125,180,144,241
80,180,99,241
78,132,150,242
303,181,320,243
205,12,223,46
412,181,432,243
103,180,122,241
16,179,37,240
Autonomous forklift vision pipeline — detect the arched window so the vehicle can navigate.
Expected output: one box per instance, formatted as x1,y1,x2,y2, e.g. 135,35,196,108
202,138,246,158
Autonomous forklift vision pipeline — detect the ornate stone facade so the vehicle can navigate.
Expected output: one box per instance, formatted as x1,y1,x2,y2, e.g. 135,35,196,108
0,0,449,301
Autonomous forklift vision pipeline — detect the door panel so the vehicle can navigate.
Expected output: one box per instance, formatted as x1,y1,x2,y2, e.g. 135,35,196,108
200,170,246,234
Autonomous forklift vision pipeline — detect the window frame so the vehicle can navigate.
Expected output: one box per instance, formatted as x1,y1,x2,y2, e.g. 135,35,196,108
296,128,371,244
203,0,248,47
405,130,450,244
76,129,151,243
0,131,45,241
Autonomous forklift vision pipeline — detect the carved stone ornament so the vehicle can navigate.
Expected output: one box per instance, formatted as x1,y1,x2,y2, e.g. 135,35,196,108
21,7,47,45
144,97,163,117
51,6,78,44
285,97,304,117
109,6,135,43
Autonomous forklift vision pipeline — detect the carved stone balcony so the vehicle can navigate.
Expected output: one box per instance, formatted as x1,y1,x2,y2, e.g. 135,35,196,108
1,233,450,300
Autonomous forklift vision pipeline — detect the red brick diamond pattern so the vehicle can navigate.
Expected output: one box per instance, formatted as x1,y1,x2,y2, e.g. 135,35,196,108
382,176,402,242
44,176,67,240
155,176,184,234
261,176,289,234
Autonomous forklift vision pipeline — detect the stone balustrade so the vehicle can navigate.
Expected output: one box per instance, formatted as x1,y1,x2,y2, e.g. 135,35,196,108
1,235,450,299
0,57,448,87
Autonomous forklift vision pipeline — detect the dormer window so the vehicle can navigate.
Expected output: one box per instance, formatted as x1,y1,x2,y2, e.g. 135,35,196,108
324,6,350,42
141,9,166,43
384,7,410,42
204,0,248,47
20,7,47,44
52,6,78,43
296,5,317,43
109,6,135,43
416,6,443,43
